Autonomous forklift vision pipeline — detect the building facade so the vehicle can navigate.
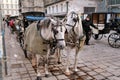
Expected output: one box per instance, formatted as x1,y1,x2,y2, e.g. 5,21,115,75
44,0,103,18
19,0,44,13
107,0,120,12
0,0,19,17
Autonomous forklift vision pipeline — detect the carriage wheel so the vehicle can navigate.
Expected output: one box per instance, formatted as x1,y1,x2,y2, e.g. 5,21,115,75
92,33,103,40
108,33,120,48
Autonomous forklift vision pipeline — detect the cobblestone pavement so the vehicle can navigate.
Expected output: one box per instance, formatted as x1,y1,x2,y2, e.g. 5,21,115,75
2,26,120,80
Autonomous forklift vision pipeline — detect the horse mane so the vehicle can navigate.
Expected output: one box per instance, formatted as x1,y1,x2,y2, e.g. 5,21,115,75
37,17,62,31
37,18,51,30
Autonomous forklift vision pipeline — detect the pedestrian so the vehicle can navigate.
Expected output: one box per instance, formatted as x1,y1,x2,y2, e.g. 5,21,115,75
5,18,9,28
9,19,15,34
82,16,98,45
23,17,28,32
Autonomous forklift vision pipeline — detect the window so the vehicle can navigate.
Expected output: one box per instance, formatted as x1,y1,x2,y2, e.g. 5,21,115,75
2,11,4,14
9,4,11,9
56,5,58,13
16,5,18,9
116,0,120,4
16,11,18,14
2,4,4,8
108,0,116,5
98,14,105,24
6,5,8,8
93,14,98,24
4,4,6,8
14,11,16,14
7,10,9,14
61,4,63,12
49,7,51,14
84,7,95,14
4,10,6,14
92,14,105,24
11,10,13,14
11,4,13,9
52,6,54,13
11,0,12,3
15,0,17,3
8,10,10,14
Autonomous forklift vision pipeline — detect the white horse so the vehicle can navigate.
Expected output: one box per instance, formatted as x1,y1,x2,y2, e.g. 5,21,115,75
63,11,86,75
23,17,66,80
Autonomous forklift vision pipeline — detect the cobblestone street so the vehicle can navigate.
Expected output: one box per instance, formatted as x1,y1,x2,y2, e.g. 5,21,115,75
2,27,120,80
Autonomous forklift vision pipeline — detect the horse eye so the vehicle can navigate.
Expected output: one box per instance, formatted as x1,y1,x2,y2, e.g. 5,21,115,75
55,30,58,34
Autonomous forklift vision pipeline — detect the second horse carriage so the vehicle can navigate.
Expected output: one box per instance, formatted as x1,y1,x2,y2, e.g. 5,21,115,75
91,12,120,40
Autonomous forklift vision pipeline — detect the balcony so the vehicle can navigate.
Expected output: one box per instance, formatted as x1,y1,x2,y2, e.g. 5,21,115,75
44,0,65,6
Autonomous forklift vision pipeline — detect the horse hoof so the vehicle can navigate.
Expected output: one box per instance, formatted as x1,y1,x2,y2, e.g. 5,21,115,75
45,74,49,77
25,56,28,58
74,69,79,72
36,76,42,80
57,61,61,64
65,71,71,76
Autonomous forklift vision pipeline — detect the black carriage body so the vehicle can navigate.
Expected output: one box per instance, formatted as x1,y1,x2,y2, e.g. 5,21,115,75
91,12,120,34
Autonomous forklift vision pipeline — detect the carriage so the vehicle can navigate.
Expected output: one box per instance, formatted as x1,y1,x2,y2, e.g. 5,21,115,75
91,12,120,40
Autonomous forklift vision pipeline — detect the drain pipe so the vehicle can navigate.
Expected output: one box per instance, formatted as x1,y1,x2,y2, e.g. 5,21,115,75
2,28,8,75
0,7,7,75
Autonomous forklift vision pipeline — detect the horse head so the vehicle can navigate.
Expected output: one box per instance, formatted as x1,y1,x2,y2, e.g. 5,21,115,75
39,18,66,49
65,11,84,39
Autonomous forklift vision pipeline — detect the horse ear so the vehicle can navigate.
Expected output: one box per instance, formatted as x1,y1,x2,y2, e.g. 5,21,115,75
50,18,57,25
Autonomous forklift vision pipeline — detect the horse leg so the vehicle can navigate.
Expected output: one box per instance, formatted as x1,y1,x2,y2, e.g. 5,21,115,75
23,49,28,58
31,54,36,68
36,54,42,80
74,47,79,72
45,48,50,77
74,36,85,72
65,47,70,75
23,44,28,58
57,48,62,64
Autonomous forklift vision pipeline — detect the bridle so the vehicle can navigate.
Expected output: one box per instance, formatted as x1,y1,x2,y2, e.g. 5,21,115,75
65,12,79,35
66,12,79,28
38,20,65,45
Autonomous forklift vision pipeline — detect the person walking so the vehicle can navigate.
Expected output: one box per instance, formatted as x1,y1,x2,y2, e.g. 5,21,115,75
23,17,28,32
82,16,98,45
9,19,15,34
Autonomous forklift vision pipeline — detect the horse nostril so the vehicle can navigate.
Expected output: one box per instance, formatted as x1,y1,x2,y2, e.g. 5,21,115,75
59,45,64,49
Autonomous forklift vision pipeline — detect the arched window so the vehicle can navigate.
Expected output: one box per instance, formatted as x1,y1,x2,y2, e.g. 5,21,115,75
61,4,63,12
56,5,58,13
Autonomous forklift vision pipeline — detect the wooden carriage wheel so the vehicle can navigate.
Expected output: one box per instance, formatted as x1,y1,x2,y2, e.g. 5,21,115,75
108,33,120,48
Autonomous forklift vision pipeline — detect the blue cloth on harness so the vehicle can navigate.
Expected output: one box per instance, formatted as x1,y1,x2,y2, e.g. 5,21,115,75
26,16,45,21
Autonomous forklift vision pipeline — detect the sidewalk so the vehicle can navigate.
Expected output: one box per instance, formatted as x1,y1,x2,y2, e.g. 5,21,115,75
3,27,36,80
